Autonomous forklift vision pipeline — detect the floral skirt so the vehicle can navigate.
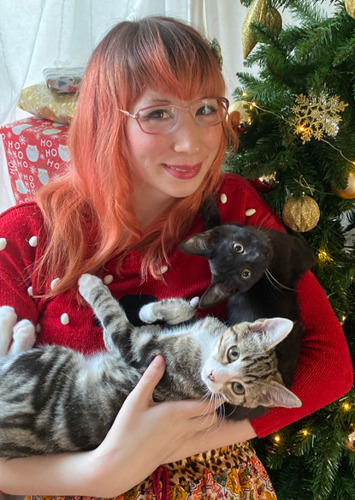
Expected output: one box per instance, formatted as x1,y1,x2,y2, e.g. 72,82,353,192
28,442,276,500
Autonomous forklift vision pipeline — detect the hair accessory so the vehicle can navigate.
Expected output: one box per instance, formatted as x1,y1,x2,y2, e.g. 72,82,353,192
205,37,223,70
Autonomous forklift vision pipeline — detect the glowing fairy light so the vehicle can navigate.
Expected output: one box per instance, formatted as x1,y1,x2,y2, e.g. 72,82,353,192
318,249,334,263
274,434,281,443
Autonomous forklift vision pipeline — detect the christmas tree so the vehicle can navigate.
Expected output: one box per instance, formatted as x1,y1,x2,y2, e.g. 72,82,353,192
225,0,355,498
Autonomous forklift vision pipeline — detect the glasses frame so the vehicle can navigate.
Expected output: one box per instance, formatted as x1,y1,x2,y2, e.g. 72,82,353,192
119,96,229,135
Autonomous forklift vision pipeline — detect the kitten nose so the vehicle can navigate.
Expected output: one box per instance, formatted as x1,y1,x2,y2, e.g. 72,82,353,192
208,370,216,382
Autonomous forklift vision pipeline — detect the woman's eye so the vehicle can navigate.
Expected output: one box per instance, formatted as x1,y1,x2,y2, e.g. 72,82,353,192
232,242,244,253
142,109,173,121
241,269,252,279
196,104,217,117
227,346,240,362
232,382,245,395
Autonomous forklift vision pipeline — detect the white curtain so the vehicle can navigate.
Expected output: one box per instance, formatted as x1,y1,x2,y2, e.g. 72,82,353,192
0,0,248,212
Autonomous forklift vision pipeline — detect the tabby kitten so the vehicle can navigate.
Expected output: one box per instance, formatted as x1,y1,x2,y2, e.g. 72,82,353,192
0,274,301,458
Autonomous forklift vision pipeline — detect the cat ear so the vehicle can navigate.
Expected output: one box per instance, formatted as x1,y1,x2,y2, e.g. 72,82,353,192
179,229,217,258
199,282,232,308
249,317,294,350
256,381,302,408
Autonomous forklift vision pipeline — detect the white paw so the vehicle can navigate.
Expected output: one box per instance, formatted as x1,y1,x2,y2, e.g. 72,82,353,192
0,306,18,356
0,305,17,327
9,320,36,355
139,303,158,324
78,274,103,301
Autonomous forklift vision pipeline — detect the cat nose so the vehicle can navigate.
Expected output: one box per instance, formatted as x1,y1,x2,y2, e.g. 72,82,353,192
208,370,216,382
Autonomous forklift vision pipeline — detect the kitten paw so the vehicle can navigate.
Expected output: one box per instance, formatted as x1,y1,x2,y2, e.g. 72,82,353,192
78,274,103,301
139,299,195,325
0,306,18,356
9,320,36,355
139,303,157,324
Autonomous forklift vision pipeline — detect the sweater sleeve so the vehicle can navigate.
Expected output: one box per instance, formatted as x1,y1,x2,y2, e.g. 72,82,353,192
0,203,42,324
220,174,353,437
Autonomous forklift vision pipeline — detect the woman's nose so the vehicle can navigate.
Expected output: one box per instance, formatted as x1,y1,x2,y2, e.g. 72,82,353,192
171,112,201,153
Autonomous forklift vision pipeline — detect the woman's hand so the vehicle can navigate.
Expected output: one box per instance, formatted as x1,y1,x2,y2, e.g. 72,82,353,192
90,355,224,496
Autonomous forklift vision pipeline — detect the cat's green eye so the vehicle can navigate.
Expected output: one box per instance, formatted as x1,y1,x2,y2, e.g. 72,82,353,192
232,242,244,254
241,269,252,279
232,382,245,395
227,346,240,362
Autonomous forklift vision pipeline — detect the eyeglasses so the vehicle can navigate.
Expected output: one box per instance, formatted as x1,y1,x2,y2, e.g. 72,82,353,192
119,97,229,135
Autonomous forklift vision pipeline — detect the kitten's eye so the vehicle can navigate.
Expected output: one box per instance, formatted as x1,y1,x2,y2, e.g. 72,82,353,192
227,346,240,362
241,269,252,279
232,382,245,395
232,242,244,253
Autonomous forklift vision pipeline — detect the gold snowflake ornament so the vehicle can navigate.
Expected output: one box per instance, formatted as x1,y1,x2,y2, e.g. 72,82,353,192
291,91,348,143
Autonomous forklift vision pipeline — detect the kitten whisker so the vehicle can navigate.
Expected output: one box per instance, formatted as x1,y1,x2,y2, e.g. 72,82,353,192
265,269,296,292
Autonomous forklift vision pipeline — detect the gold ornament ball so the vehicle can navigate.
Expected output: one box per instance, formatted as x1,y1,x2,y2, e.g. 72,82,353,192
332,172,355,199
282,196,320,232
345,0,355,19
228,101,252,126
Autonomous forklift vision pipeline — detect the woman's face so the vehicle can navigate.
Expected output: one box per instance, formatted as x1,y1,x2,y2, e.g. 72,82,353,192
125,89,224,212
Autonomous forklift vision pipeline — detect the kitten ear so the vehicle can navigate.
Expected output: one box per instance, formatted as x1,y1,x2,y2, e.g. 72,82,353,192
249,317,294,350
179,229,218,258
199,282,231,308
256,381,302,408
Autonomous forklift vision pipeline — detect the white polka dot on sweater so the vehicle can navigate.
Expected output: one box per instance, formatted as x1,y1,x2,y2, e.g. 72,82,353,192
245,208,256,216
220,193,227,204
60,313,70,325
159,265,168,274
103,274,114,284
29,236,38,247
27,286,33,297
50,278,61,290
0,238,7,250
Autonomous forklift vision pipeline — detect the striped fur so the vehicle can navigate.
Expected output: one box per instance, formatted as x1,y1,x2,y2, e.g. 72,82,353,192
0,274,300,458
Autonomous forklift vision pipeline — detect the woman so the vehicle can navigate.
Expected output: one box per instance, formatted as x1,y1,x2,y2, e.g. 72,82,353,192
0,16,352,500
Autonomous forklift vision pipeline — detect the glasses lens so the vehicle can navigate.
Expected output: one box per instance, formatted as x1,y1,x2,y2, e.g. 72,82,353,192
137,105,177,134
136,98,228,134
191,98,227,128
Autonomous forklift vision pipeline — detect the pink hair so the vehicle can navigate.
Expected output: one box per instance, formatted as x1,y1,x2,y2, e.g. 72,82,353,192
35,16,237,296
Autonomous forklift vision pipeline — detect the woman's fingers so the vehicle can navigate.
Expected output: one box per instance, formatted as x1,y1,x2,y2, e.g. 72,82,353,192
129,355,166,407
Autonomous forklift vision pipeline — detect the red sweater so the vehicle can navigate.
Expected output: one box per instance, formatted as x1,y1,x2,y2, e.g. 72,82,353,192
0,173,352,437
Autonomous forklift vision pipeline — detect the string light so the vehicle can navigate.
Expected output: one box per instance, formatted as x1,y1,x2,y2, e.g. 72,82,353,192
274,434,281,442
318,249,334,263
240,99,355,166
242,91,248,97
302,429,309,436
343,402,351,411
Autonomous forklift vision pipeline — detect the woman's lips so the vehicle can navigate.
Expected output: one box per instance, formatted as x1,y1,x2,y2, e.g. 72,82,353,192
163,162,202,179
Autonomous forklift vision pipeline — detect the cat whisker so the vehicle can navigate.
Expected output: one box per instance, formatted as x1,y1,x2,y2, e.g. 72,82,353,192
223,404,237,419
265,269,296,292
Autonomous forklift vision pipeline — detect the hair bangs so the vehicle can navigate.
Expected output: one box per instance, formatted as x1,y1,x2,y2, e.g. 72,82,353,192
121,17,226,107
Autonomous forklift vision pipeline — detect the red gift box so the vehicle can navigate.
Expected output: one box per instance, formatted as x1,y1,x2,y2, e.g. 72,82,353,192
0,116,69,204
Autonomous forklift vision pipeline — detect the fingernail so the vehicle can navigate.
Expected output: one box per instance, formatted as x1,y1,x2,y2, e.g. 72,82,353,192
152,355,165,367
